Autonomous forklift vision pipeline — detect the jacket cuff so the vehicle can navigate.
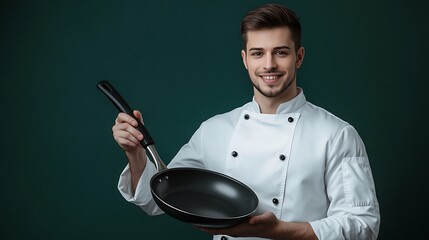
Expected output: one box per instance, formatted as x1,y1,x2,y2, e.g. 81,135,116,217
117,161,157,205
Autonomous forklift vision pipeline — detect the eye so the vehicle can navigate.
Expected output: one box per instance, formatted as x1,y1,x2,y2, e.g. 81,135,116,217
250,51,263,57
275,51,288,56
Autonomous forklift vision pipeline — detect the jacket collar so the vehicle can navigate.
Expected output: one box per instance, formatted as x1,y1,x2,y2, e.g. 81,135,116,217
250,88,306,114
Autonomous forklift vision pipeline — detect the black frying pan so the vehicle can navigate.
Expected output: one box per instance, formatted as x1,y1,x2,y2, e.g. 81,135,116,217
97,81,259,228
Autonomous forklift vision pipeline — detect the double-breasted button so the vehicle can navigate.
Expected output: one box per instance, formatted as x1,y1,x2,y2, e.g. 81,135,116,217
244,114,250,120
231,151,238,157
288,117,294,122
279,154,286,161
272,198,279,205
221,236,228,240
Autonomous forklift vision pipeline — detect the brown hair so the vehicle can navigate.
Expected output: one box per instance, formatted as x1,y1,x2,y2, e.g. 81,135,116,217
241,3,301,51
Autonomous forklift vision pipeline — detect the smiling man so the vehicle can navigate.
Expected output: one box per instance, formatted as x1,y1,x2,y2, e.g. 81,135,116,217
112,3,380,240
242,26,304,114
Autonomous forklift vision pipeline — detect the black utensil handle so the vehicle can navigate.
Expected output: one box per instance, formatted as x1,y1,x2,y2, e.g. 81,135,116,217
97,80,154,148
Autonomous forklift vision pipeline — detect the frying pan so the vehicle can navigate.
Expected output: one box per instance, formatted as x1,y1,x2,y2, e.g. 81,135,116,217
97,81,259,228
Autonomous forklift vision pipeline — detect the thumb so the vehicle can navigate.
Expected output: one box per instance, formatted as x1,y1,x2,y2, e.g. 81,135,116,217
133,110,144,124
248,215,263,225
248,212,274,225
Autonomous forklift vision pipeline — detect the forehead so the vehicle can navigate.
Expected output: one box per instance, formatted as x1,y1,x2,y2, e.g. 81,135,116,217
245,27,295,51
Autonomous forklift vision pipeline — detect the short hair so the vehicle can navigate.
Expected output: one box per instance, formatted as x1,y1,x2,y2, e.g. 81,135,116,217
241,3,302,51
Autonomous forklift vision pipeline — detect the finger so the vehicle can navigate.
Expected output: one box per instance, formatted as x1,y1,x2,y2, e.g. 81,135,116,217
248,215,260,225
113,131,143,152
114,129,141,144
115,112,139,127
113,123,143,142
113,115,143,140
133,110,144,124
248,212,276,225
248,213,267,225
116,135,138,148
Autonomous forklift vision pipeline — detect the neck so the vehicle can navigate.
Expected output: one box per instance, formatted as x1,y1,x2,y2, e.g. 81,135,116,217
254,87,299,114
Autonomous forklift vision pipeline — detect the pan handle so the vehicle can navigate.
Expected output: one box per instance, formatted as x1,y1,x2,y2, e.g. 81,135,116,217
97,80,154,147
97,80,167,171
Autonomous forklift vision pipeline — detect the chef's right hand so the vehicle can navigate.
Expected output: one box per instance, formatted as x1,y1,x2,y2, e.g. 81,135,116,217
113,110,147,193
112,110,145,154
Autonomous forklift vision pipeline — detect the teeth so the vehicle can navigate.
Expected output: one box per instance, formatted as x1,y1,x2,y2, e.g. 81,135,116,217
262,75,278,80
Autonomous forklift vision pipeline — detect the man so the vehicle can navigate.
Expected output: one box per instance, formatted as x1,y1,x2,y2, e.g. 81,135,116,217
112,3,380,240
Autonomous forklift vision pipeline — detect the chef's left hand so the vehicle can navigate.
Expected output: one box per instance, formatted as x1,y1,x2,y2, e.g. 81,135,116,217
199,212,280,238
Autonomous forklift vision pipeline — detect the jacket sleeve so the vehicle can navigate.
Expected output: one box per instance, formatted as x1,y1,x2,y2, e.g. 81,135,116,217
117,161,164,215
309,125,380,240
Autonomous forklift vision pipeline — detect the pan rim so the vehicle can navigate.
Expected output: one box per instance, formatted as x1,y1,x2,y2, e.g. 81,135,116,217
150,167,259,220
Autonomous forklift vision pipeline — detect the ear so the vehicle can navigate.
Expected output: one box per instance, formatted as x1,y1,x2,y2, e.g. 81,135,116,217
241,50,248,70
295,47,305,69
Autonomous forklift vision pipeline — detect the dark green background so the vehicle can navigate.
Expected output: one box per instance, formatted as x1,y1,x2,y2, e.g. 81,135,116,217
1,0,427,239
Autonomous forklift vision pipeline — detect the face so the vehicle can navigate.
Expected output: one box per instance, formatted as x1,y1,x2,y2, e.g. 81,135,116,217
241,27,304,101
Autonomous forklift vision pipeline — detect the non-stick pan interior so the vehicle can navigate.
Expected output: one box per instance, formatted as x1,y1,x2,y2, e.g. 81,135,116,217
151,168,258,219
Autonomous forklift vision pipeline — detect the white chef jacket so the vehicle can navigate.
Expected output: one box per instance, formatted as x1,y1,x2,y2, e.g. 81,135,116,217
118,89,380,240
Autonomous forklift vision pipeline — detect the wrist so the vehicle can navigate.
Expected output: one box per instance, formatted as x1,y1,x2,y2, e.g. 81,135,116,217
125,147,145,160
126,148,146,171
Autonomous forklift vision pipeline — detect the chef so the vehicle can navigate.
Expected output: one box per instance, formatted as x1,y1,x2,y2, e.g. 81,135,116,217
112,3,380,240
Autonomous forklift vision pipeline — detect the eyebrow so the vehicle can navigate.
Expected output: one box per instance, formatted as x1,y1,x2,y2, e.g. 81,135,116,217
248,46,291,51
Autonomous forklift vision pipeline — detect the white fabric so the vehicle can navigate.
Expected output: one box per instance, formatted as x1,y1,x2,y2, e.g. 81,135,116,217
118,89,380,240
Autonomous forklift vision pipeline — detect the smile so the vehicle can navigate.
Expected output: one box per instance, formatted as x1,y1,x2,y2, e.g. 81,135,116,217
259,74,283,84
261,75,279,80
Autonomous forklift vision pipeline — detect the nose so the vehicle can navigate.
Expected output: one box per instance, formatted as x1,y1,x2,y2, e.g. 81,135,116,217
263,54,277,71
